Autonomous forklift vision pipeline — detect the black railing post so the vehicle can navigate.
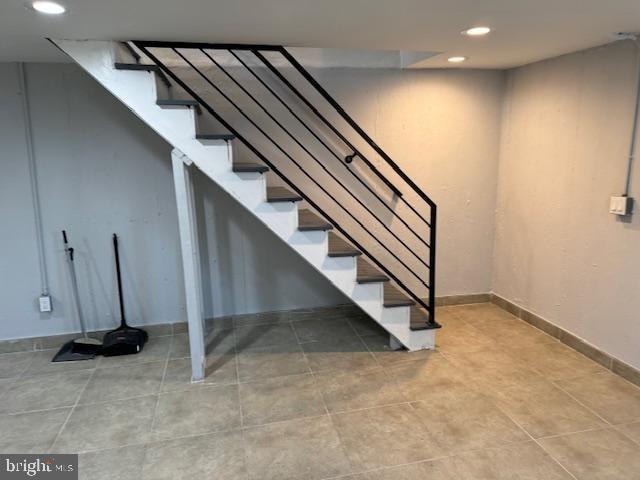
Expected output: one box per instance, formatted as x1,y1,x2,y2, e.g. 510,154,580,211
429,205,437,325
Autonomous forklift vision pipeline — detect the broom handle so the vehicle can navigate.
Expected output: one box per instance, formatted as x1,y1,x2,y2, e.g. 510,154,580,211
113,234,127,328
62,230,87,339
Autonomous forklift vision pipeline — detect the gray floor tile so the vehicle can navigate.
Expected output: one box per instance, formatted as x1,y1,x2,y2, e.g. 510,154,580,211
152,384,240,438
433,320,496,354
24,349,97,376
236,343,309,382
142,430,246,480
78,444,145,480
410,389,528,453
332,403,445,471
357,441,572,480
539,427,640,480
387,355,471,402
0,408,70,453
161,354,237,393
243,416,351,480
514,342,607,381
488,379,605,438
445,348,546,390
97,336,171,368
79,361,165,404
347,314,386,337
0,370,92,414
54,396,157,452
315,367,406,413
239,373,326,426
0,351,36,378
235,323,298,351
555,372,640,424
361,333,436,366
303,336,377,373
617,421,640,444
292,317,359,343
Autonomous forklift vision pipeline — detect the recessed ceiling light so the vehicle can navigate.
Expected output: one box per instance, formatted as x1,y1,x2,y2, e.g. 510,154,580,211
448,56,467,63
32,1,66,14
463,26,491,36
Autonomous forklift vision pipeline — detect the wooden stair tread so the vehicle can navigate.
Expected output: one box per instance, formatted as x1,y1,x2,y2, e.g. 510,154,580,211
356,258,389,283
196,133,235,141
115,63,160,72
298,209,333,231
232,162,269,173
157,99,198,107
383,283,415,307
267,186,303,203
328,233,361,257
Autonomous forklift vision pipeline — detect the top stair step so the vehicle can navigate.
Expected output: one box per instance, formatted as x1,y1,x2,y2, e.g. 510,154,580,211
383,283,415,307
328,233,361,257
298,209,333,231
409,306,441,331
356,258,389,283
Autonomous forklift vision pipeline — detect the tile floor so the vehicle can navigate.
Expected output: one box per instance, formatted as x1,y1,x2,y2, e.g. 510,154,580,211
1,303,640,479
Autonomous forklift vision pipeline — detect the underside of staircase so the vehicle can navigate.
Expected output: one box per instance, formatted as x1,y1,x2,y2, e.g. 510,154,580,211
51,39,440,379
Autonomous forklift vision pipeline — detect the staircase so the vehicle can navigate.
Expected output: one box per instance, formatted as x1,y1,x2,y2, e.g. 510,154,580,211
51,39,440,354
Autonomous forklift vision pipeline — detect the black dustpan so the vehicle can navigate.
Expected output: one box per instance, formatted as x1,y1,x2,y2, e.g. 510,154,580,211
102,234,148,357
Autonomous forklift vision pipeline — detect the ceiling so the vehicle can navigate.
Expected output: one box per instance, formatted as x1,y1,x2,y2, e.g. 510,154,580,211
1,0,639,68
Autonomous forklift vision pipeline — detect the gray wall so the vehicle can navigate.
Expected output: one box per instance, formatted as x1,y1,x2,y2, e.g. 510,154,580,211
0,62,344,341
1,61,506,341
494,40,640,370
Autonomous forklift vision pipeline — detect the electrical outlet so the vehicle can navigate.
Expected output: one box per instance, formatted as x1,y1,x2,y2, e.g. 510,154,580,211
609,196,633,216
38,295,52,313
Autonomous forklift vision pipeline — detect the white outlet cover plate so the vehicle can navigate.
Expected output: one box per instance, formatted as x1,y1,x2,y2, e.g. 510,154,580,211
609,196,632,216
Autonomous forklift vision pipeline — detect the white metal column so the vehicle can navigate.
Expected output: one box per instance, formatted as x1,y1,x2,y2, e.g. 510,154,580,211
171,148,206,382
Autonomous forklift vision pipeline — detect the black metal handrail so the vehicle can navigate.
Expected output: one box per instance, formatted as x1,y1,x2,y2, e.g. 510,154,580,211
132,40,437,327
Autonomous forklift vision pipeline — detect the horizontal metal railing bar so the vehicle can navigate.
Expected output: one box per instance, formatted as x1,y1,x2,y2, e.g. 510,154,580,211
133,40,282,51
155,45,430,292
228,49,431,249
202,48,431,267
133,41,434,319
279,48,437,209
172,47,428,284
251,51,405,199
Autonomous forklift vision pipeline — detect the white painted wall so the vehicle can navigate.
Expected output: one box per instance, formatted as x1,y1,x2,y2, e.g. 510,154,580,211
494,40,640,369
0,61,505,341
0,62,344,341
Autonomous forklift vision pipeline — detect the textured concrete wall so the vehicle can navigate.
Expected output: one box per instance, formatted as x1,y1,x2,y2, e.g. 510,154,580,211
494,40,640,369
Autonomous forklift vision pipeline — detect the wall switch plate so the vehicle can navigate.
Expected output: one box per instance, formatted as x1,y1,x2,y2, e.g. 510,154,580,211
38,295,52,312
609,196,633,216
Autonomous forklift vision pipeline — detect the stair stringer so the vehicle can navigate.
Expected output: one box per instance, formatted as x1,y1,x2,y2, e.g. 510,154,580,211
53,39,435,351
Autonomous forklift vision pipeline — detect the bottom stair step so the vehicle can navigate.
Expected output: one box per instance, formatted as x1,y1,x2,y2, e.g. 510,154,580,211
383,284,416,307
298,209,333,231
409,306,442,331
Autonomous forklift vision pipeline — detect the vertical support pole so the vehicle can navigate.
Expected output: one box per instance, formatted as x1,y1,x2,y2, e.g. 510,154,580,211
429,205,437,325
171,148,206,382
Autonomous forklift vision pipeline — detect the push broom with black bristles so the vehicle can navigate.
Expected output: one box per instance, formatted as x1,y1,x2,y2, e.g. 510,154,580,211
101,233,148,356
